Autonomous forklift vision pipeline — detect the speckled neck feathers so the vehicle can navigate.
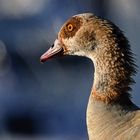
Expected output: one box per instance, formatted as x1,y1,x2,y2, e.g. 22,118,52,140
89,19,137,103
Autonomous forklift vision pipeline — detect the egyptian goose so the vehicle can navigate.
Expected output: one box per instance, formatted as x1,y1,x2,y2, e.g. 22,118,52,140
40,13,140,140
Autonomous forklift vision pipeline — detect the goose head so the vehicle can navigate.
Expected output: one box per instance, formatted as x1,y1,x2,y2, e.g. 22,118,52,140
40,13,101,62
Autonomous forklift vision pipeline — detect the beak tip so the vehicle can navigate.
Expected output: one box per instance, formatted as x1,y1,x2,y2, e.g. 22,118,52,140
40,60,44,63
40,57,46,63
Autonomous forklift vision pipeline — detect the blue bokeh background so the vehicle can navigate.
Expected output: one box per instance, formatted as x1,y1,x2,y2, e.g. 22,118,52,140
0,0,139,139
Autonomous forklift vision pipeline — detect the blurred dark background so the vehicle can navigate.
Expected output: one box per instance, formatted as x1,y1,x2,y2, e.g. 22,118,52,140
0,0,140,139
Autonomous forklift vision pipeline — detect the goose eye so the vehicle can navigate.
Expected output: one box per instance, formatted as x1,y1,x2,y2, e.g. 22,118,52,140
67,24,74,31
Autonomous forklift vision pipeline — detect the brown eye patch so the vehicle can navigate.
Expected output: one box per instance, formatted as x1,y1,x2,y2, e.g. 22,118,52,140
60,16,83,39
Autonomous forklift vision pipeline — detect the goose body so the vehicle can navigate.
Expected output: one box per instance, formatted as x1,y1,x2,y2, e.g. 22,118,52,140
40,13,140,140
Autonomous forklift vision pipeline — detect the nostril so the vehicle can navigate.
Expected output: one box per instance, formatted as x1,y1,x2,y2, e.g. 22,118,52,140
51,44,54,48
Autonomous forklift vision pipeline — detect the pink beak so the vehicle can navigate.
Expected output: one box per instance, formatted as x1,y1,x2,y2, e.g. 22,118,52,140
40,39,64,63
